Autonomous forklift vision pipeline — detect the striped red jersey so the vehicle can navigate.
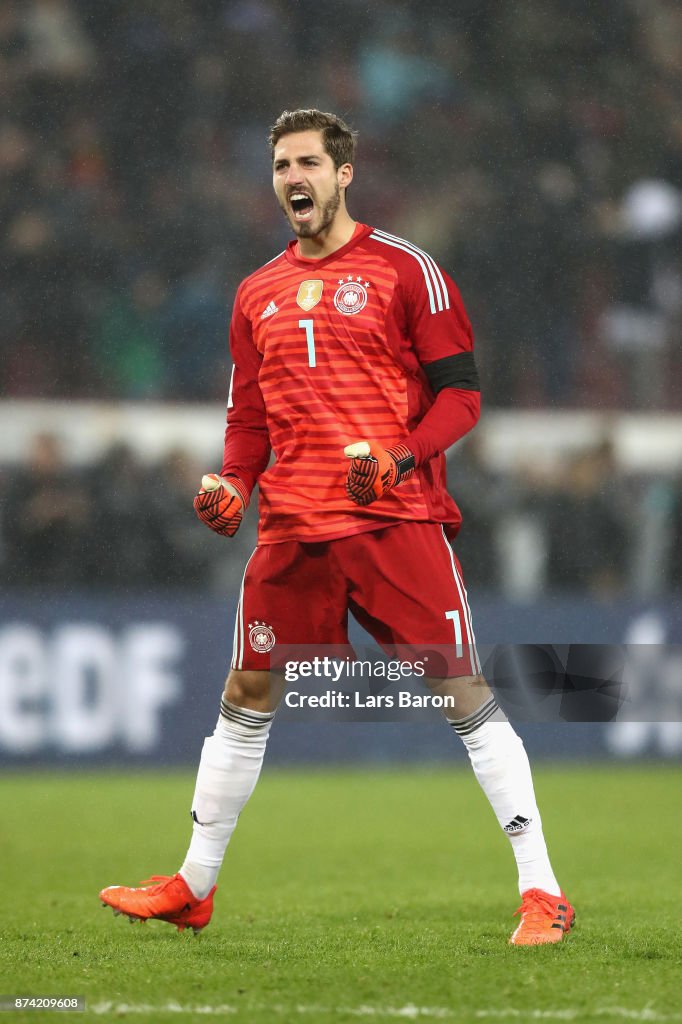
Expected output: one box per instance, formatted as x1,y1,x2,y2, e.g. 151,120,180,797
222,223,480,544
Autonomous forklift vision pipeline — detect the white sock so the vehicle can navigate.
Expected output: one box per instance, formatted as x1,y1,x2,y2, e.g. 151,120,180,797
180,698,274,899
449,698,561,896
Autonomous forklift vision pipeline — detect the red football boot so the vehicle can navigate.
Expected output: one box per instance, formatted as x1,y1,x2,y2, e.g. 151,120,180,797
509,888,575,945
99,873,215,934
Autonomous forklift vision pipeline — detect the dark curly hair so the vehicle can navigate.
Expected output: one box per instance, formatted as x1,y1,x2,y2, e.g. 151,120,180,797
269,109,357,168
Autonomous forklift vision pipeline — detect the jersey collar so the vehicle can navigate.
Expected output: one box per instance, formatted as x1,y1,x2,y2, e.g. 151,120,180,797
284,223,373,269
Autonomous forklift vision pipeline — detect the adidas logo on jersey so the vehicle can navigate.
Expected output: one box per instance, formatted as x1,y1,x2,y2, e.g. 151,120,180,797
260,300,279,319
503,814,532,834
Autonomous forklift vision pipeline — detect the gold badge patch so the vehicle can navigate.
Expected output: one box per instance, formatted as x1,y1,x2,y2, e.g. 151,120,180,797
296,279,323,311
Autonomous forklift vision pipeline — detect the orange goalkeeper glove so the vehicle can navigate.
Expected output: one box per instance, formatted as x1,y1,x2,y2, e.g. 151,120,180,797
194,474,244,536
344,441,415,506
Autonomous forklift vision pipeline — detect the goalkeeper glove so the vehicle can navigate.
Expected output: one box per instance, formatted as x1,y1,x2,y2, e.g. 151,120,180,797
344,441,415,506
194,474,244,536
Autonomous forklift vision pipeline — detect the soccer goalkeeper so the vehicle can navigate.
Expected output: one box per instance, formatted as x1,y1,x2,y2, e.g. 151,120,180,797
100,109,573,946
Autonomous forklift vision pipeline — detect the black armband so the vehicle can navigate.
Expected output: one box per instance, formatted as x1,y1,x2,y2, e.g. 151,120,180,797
424,352,480,393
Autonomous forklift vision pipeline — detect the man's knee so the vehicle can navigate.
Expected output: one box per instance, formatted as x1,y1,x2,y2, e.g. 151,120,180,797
223,669,281,712
429,673,492,718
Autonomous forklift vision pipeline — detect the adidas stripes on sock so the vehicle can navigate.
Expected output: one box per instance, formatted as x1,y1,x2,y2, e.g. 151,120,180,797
449,698,561,897
180,698,275,900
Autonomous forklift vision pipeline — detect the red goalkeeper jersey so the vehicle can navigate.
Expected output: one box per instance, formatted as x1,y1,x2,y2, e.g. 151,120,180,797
222,223,480,544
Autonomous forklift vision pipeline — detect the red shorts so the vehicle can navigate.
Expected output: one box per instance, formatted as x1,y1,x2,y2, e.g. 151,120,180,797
231,522,481,678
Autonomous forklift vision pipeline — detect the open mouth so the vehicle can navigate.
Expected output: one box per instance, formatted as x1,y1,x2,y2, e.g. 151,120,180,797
289,192,314,222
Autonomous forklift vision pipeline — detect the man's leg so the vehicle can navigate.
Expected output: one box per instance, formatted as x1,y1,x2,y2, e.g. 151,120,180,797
179,669,282,900
340,523,574,944
433,671,574,944
99,669,281,931
100,537,347,931
429,672,561,895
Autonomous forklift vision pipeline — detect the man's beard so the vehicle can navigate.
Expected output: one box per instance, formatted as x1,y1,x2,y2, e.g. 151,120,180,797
283,183,341,237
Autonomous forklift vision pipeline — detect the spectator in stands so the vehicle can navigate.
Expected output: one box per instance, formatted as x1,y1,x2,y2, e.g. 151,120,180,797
447,435,505,590
92,271,168,398
147,447,216,588
543,441,630,597
88,443,159,588
3,432,94,586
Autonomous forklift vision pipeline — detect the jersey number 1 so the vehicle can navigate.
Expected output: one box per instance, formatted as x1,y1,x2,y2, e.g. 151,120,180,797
298,319,316,368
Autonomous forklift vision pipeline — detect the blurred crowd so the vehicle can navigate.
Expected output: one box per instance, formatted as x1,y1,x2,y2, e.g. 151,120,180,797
2,432,681,597
1,0,681,408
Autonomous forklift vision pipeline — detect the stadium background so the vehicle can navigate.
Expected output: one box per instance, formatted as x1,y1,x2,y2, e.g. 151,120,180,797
1,0,681,768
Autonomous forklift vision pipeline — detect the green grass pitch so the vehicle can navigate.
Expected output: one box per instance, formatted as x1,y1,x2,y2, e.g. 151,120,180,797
2,763,681,1023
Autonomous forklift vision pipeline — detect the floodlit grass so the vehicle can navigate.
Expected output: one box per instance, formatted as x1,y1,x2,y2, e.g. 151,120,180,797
2,764,681,1023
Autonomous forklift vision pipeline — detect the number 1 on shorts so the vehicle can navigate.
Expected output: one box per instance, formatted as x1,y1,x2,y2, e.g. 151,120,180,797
445,609,463,657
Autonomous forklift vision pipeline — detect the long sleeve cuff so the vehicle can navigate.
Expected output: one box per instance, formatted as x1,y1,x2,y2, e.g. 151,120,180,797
220,473,252,509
